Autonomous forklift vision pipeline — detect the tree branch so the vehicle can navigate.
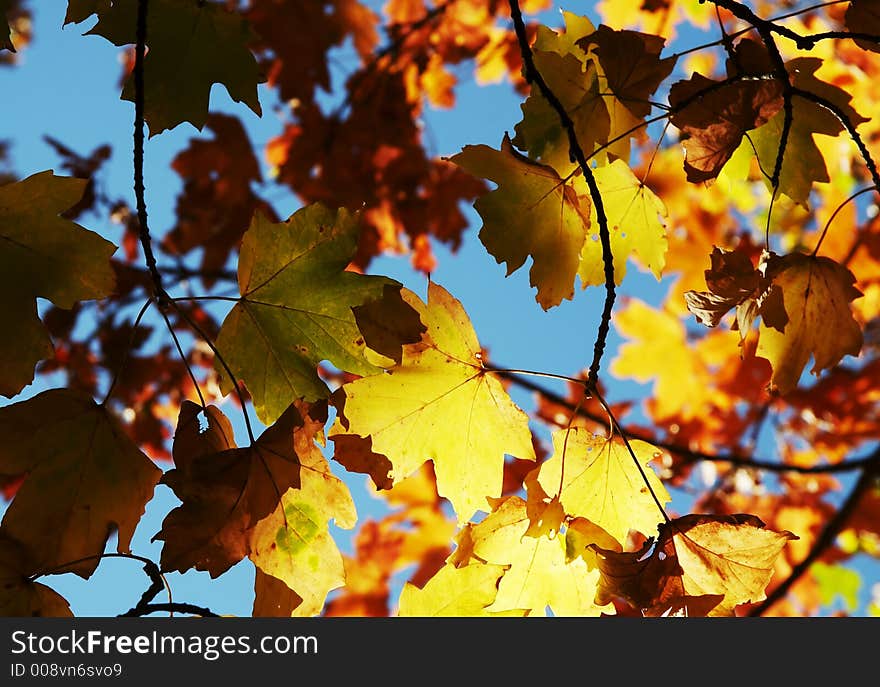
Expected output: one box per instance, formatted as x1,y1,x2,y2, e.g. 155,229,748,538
496,369,880,475
748,447,880,616
133,0,164,301
507,0,615,390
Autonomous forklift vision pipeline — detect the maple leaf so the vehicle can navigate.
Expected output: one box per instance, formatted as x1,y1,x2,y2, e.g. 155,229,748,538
846,0,880,53
610,299,736,421
249,402,357,617
578,25,676,119
246,0,378,106
331,281,536,523
155,401,302,577
579,158,668,287
397,563,512,616
749,58,868,205
0,389,161,577
450,135,592,310
592,514,796,616
0,171,116,397
536,428,670,544
456,496,612,616
214,203,423,425
68,0,263,135
512,43,610,170
756,253,863,395
0,533,72,617
669,73,784,183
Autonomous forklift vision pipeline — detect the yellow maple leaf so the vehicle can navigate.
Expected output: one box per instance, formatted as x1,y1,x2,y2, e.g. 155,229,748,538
610,299,738,420
397,563,515,616
757,253,863,395
462,496,612,616
579,158,668,287
332,281,536,522
537,428,670,544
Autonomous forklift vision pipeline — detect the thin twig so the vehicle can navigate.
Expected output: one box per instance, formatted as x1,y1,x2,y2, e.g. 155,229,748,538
171,301,256,444
495,369,879,475
594,388,671,523
120,602,219,618
748,448,880,616
100,297,153,405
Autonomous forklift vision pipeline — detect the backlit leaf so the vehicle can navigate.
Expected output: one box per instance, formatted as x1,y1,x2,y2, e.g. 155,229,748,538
69,0,263,135
450,135,591,310
249,402,357,617
749,58,867,205
537,428,670,544
459,496,612,616
154,401,303,577
593,514,796,616
579,158,668,286
398,563,509,616
669,74,783,183
578,25,676,119
757,253,863,395
331,281,536,523
214,203,422,425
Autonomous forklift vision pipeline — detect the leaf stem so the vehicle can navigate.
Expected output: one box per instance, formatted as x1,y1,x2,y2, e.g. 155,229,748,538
812,185,878,257
100,297,153,406
170,301,256,445
593,388,671,524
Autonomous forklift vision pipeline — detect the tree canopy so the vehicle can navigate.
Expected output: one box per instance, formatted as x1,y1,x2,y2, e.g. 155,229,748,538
2,0,880,618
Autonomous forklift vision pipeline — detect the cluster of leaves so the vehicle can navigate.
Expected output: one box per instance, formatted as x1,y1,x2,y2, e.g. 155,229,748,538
2,0,880,618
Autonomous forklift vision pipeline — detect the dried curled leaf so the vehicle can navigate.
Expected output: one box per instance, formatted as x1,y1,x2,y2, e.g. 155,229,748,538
593,514,797,616
669,74,783,183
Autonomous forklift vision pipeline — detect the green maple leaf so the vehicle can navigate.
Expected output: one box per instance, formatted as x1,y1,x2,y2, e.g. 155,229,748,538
67,0,263,135
0,171,116,397
214,203,423,425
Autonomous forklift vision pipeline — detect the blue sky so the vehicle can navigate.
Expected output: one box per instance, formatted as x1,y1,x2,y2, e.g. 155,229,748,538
2,1,876,617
